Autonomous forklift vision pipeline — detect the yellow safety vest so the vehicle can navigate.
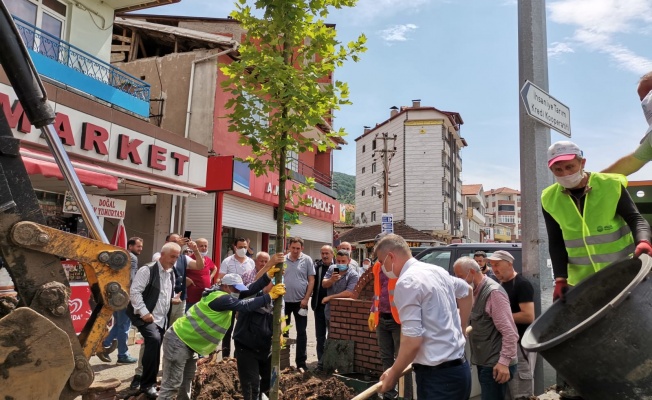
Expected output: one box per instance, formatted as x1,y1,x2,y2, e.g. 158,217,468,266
541,172,634,285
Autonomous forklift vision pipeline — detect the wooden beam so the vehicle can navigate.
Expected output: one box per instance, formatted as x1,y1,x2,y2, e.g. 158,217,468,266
138,35,147,58
110,52,126,63
111,44,131,52
112,34,132,43
128,31,137,61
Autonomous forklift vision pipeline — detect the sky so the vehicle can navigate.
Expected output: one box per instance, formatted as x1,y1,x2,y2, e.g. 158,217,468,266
140,0,652,191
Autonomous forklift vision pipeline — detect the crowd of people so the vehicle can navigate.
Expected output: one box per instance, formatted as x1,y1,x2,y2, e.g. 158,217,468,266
92,72,652,400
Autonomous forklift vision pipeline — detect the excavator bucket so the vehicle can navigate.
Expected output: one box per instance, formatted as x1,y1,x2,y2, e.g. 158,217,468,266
0,307,75,398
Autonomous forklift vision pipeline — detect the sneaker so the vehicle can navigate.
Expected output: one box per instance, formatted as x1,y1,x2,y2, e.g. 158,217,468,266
130,375,141,390
96,351,111,363
117,355,138,364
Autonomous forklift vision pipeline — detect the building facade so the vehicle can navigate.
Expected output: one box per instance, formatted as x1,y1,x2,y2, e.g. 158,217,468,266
461,184,486,243
2,0,206,261
354,100,465,243
484,187,521,242
112,15,343,261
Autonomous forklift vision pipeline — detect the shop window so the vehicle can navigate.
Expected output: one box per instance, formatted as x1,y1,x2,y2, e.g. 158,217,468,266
286,150,298,172
7,0,67,53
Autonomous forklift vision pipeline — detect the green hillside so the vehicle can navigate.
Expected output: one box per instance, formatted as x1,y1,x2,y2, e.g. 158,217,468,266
333,172,355,204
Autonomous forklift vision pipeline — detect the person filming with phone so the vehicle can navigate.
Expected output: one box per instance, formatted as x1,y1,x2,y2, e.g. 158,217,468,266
321,249,361,322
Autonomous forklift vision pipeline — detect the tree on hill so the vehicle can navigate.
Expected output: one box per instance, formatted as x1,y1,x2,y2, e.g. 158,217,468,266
334,171,355,204
221,1,366,399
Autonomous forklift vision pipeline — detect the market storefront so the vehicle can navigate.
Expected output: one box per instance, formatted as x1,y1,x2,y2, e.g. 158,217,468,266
186,156,345,263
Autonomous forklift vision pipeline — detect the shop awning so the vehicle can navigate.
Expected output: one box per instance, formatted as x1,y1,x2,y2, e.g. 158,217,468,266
20,147,207,197
22,152,119,191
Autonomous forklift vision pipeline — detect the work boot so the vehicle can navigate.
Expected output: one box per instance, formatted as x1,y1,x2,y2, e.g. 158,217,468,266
96,350,111,363
130,375,141,390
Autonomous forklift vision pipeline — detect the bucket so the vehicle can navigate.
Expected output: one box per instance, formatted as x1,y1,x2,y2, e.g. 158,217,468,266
522,254,652,400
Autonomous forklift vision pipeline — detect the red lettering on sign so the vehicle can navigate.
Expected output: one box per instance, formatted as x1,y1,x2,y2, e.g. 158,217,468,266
54,113,75,146
117,134,143,164
148,145,167,170
81,123,109,155
0,93,31,133
171,152,189,176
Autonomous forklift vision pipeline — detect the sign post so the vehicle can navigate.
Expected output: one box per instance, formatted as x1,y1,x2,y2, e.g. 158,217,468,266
520,80,571,137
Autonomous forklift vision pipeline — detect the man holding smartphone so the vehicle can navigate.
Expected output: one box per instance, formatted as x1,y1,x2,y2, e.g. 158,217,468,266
321,250,360,322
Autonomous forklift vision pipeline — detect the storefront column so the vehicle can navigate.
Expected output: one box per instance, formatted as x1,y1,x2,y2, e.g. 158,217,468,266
262,233,269,255
212,192,224,261
153,193,173,252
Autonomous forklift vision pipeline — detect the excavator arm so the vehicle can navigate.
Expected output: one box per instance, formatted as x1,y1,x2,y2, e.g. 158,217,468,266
0,2,131,398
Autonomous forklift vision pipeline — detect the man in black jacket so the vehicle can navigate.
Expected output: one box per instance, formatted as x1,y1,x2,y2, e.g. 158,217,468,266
311,245,334,371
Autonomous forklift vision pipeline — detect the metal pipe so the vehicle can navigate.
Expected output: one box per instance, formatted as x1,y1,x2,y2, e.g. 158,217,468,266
41,125,108,242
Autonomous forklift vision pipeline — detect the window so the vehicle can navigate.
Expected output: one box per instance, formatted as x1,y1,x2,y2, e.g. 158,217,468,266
362,145,366,153
371,211,376,222
371,186,377,196
372,162,377,173
286,150,298,172
8,0,67,58
498,205,515,212
361,189,365,196
372,140,377,150
499,215,515,224
361,166,366,173
420,250,452,271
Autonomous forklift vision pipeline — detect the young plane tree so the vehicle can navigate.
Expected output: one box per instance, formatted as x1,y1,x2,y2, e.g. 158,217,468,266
221,0,366,397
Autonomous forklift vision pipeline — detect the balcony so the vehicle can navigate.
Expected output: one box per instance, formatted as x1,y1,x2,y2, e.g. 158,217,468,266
472,208,486,224
287,158,337,199
13,17,150,117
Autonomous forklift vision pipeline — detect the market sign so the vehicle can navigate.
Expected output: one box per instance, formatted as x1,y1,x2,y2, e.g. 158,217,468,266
64,192,126,219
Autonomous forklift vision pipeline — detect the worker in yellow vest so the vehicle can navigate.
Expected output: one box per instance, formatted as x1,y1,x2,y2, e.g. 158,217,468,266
542,140,652,303
368,232,412,399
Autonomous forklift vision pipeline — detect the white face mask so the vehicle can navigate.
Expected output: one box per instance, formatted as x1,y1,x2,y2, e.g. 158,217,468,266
230,291,240,299
555,170,585,189
235,248,247,258
381,254,398,279
642,90,652,126
199,251,208,257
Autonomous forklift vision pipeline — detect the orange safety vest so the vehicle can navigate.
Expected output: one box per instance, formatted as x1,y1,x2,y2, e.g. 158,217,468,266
371,261,400,324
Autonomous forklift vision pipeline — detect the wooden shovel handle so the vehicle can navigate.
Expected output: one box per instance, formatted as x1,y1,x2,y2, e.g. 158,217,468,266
350,365,413,400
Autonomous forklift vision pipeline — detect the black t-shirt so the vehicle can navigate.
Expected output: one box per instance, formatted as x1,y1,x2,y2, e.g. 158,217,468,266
501,274,534,339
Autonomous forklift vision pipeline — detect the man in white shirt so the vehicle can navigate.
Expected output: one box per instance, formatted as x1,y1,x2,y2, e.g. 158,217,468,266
219,236,256,357
128,242,182,398
375,234,473,400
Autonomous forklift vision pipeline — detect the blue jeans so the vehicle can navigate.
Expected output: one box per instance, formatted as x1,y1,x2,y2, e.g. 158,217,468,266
102,309,131,357
314,304,327,366
413,360,471,400
477,364,517,400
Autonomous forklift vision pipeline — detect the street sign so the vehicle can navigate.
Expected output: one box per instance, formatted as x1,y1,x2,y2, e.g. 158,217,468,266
520,80,571,137
381,213,393,234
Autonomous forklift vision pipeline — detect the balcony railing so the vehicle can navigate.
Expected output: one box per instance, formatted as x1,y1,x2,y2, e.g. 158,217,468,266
288,157,334,189
13,16,150,104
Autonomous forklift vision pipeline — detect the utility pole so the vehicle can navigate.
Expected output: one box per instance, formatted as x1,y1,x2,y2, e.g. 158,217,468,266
373,132,397,213
518,0,553,393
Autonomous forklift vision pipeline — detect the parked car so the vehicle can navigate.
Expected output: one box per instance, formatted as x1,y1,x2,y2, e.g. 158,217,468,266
415,243,523,275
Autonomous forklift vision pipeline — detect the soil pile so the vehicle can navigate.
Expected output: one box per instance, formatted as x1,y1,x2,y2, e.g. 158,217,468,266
193,358,355,400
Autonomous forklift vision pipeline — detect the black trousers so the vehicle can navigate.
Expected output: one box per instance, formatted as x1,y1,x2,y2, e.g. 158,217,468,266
137,322,165,390
222,313,236,357
235,344,271,400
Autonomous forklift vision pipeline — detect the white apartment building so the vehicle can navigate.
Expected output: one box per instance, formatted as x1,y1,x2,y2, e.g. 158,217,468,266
484,187,521,242
354,100,465,242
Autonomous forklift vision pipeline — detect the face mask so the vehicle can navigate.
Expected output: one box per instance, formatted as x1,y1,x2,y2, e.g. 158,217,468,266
199,251,208,257
337,264,348,272
642,90,652,126
363,263,371,270
464,271,476,290
230,291,240,299
555,170,584,189
381,254,398,279
235,248,247,258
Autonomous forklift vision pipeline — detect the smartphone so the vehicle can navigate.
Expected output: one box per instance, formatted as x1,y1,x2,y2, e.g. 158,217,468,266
183,230,191,239
332,269,339,275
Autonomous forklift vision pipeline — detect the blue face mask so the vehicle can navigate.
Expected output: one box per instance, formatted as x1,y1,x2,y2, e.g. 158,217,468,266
337,264,349,272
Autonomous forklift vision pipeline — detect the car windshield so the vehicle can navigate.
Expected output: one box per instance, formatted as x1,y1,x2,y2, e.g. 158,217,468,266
418,250,452,271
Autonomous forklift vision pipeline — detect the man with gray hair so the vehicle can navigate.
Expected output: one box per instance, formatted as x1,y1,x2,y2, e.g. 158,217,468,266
453,256,519,400
376,234,473,399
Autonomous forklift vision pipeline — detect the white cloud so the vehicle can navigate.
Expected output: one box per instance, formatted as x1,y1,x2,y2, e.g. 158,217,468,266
548,0,652,73
379,24,419,42
548,42,575,58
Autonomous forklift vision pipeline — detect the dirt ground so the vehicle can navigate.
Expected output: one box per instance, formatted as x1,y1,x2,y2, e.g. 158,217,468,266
192,357,355,400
